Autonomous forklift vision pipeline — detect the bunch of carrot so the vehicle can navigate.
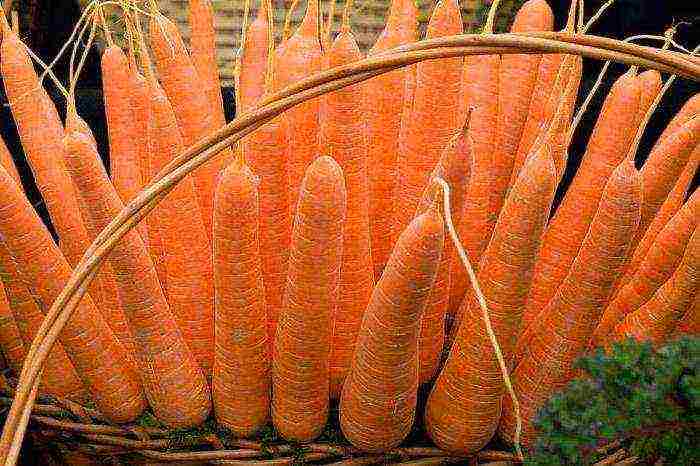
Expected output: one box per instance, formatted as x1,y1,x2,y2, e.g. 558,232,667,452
0,0,696,459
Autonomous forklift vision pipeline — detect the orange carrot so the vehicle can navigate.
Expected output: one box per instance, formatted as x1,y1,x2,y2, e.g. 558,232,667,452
213,162,269,436
635,70,662,127
501,159,641,446
0,164,145,423
427,145,556,454
272,156,347,442
592,191,698,347
126,67,151,193
0,135,20,186
63,131,210,428
675,294,699,336
236,3,269,114
340,203,444,453
519,71,642,332
651,92,700,153
392,0,462,243
0,283,26,376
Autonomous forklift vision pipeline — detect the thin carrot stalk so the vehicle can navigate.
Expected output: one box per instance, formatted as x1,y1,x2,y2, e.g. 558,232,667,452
634,70,662,128
272,156,347,442
189,0,226,129
0,164,146,423
650,92,700,153
592,191,699,346
0,135,20,186
213,162,269,436
275,0,323,216
149,12,229,242
491,0,554,221
519,70,642,333
63,131,211,428
236,2,270,114
147,83,215,377
0,283,26,376
427,145,556,454
366,0,418,277
501,159,641,446
675,294,699,336
612,228,699,345
340,203,444,453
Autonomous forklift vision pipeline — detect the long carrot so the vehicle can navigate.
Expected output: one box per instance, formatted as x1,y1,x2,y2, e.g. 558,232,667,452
650,92,700,153
591,191,698,347
635,70,662,128
367,0,418,277
63,130,210,428
0,283,25,376
519,70,642,332
675,294,699,336
272,156,347,442
0,164,145,423
340,203,444,453
126,64,151,193
236,3,269,114
427,145,556,454
392,0,462,243
613,229,699,345
0,135,20,186
501,159,641,446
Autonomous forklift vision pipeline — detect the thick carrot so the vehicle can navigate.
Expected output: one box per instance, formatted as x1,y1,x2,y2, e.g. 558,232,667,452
272,156,346,442
519,71,642,332
0,164,145,423
675,294,699,336
148,83,215,377
366,0,418,277
392,0,462,243
427,145,556,454
613,229,698,345
236,3,269,114
213,162,269,436
591,191,698,347
635,70,662,128
340,203,444,452
275,0,323,215
127,68,151,193
0,283,26,376
500,159,641,446
651,92,700,153
63,131,210,428
0,135,20,186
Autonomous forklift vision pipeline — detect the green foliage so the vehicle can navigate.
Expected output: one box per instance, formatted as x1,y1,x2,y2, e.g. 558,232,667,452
527,337,700,465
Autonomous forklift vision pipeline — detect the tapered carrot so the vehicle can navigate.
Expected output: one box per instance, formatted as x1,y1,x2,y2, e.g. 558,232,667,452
236,3,270,114
613,229,699,345
427,145,556,454
592,191,698,346
147,83,215,377
63,131,210,428
635,70,662,127
501,159,641,446
340,203,444,453
0,283,25,376
675,294,699,336
0,164,145,423
651,92,700,153
367,0,418,277
127,66,151,192
520,71,642,332
0,136,20,186
273,156,347,442
392,0,462,243
213,162,269,436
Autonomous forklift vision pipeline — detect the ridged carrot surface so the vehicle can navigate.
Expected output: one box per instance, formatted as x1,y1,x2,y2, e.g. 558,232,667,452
0,164,145,423
64,131,210,428
427,146,556,454
236,3,269,113
392,0,462,242
0,283,25,376
321,29,374,400
675,294,699,336
275,1,323,215
491,0,553,220
501,160,641,446
340,204,444,453
519,71,642,332
272,156,347,442
149,14,228,240
635,70,662,128
127,66,151,188
148,84,215,377
592,191,698,346
613,229,699,345
213,163,269,436
366,0,418,277
0,135,20,186
651,92,700,153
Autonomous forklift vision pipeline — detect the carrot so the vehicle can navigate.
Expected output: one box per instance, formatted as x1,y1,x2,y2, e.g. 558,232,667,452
126,66,152,193
651,92,700,153
519,70,642,332
340,203,444,453
427,145,556,454
392,0,462,243
213,162,269,436
366,0,418,277
0,135,20,186
635,70,662,128
63,130,210,428
275,0,323,215
272,156,347,442
612,228,699,345
591,191,698,347
0,164,145,423
500,159,641,446
236,3,269,114
0,283,26,376
491,0,553,221
675,294,699,336
189,0,226,129
147,83,215,377
149,12,228,241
